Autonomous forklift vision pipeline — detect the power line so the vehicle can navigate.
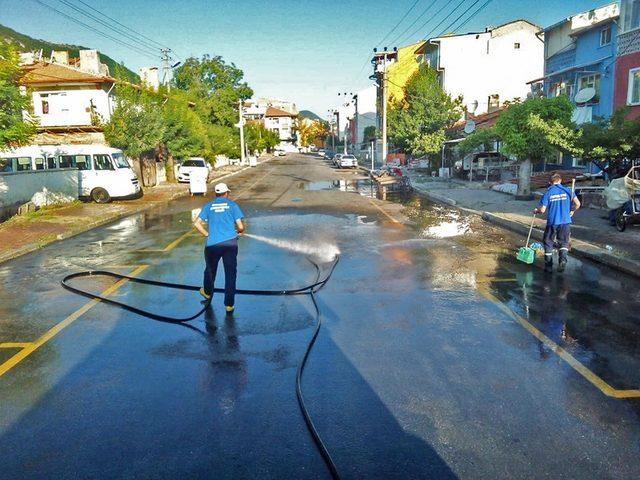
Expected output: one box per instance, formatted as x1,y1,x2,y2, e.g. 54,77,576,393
424,0,471,40
377,0,423,48
392,0,453,44
71,0,170,51
390,0,444,45
55,0,161,55
30,0,159,61
447,0,495,33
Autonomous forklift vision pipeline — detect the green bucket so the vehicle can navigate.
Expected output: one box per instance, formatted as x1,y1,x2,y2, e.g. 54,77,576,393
516,247,536,264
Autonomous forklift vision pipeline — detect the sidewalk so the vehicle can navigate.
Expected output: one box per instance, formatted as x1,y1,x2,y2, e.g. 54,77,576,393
408,172,640,278
0,159,270,265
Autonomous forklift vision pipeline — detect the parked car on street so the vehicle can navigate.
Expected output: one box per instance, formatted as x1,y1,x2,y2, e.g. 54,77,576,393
317,149,326,157
325,150,336,161
0,144,141,203
338,154,358,169
177,157,211,183
274,149,286,157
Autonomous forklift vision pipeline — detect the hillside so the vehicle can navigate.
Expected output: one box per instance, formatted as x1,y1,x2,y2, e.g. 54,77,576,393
299,110,322,121
0,23,139,81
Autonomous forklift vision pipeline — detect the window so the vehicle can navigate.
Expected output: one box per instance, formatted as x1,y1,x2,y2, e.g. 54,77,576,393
600,26,612,46
74,155,92,170
488,94,500,112
40,93,50,114
578,74,601,100
16,157,32,172
112,152,130,168
35,157,45,170
628,67,640,105
47,157,57,169
514,42,521,49
93,154,114,171
0,158,14,173
550,81,573,99
623,0,640,32
58,155,74,169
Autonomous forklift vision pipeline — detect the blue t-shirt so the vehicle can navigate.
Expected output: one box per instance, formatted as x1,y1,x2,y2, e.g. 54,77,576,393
540,184,575,226
198,197,244,246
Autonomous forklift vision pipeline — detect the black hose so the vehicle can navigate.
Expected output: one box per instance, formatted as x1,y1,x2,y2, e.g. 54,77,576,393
60,257,341,479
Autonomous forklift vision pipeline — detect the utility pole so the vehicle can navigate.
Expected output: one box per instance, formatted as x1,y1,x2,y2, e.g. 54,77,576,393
352,94,359,153
334,110,340,153
238,99,246,164
381,50,388,165
370,139,375,171
161,48,171,92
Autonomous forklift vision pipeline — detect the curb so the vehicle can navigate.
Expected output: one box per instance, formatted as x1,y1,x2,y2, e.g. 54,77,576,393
0,157,274,266
412,185,640,279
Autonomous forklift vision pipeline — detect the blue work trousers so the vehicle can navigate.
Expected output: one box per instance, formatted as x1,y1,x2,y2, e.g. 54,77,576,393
543,224,570,264
203,239,238,307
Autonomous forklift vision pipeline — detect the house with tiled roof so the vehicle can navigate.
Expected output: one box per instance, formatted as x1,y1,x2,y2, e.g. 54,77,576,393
19,49,116,143
264,106,298,147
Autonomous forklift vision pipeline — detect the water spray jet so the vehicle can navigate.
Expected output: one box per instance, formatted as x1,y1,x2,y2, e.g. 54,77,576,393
244,233,340,263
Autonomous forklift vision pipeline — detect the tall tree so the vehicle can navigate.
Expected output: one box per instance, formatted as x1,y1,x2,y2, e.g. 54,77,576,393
298,119,329,147
103,83,165,185
575,107,640,179
244,121,279,155
173,55,253,127
161,91,206,182
388,65,463,156
0,43,36,148
461,96,576,199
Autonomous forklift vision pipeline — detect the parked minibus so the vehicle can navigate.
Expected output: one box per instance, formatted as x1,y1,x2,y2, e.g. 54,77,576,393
0,144,141,203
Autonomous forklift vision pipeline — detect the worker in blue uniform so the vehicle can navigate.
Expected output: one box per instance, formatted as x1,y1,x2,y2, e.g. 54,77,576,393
534,173,581,273
193,182,245,314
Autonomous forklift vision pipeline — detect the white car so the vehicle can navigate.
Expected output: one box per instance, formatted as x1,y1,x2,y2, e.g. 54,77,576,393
338,154,358,169
177,157,211,183
274,149,286,157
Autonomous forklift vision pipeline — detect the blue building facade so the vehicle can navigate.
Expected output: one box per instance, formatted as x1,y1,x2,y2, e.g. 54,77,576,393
538,3,619,170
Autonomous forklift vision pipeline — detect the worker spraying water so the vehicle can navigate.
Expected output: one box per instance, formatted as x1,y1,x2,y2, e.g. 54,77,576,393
193,182,245,314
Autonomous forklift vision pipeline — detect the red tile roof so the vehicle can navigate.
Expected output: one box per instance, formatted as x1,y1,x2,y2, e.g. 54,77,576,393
265,106,297,118
20,62,114,85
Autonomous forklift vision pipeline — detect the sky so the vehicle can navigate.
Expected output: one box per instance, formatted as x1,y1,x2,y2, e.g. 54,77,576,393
1,0,611,116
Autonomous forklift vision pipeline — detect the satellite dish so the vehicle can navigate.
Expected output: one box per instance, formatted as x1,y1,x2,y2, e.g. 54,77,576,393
575,87,596,104
464,120,476,135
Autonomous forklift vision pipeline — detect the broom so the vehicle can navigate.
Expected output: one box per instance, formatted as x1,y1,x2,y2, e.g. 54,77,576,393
516,213,537,264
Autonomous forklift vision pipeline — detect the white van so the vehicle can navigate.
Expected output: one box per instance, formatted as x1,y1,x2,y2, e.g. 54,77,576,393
0,144,141,203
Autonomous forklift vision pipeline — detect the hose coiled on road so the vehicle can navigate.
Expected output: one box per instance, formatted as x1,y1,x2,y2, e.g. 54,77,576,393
61,257,341,479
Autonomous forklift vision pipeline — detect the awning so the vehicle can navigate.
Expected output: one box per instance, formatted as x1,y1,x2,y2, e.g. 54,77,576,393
526,55,612,84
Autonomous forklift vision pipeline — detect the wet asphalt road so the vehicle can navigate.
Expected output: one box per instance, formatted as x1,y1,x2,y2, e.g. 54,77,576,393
2,154,640,479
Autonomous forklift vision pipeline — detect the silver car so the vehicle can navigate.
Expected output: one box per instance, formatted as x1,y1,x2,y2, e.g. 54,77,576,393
338,154,358,169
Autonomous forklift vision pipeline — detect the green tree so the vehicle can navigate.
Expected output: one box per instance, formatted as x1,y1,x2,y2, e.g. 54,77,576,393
0,43,36,148
575,108,640,178
161,91,206,181
363,125,377,141
245,121,279,154
104,83,165,184
463,96,576,198
173,55,253,128
388,65,463,156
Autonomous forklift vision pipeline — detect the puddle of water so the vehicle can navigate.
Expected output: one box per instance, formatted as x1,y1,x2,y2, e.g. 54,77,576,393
302,180,378,198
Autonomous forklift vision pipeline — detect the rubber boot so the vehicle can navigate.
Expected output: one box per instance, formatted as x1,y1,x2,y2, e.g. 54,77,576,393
544,258,553,273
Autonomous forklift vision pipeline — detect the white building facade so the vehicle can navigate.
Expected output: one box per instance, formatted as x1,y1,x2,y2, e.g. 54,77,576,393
20,50,116,129
418,20,545,115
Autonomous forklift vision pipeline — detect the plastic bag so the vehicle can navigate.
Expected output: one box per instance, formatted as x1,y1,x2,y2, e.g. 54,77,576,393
604,178,630,210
